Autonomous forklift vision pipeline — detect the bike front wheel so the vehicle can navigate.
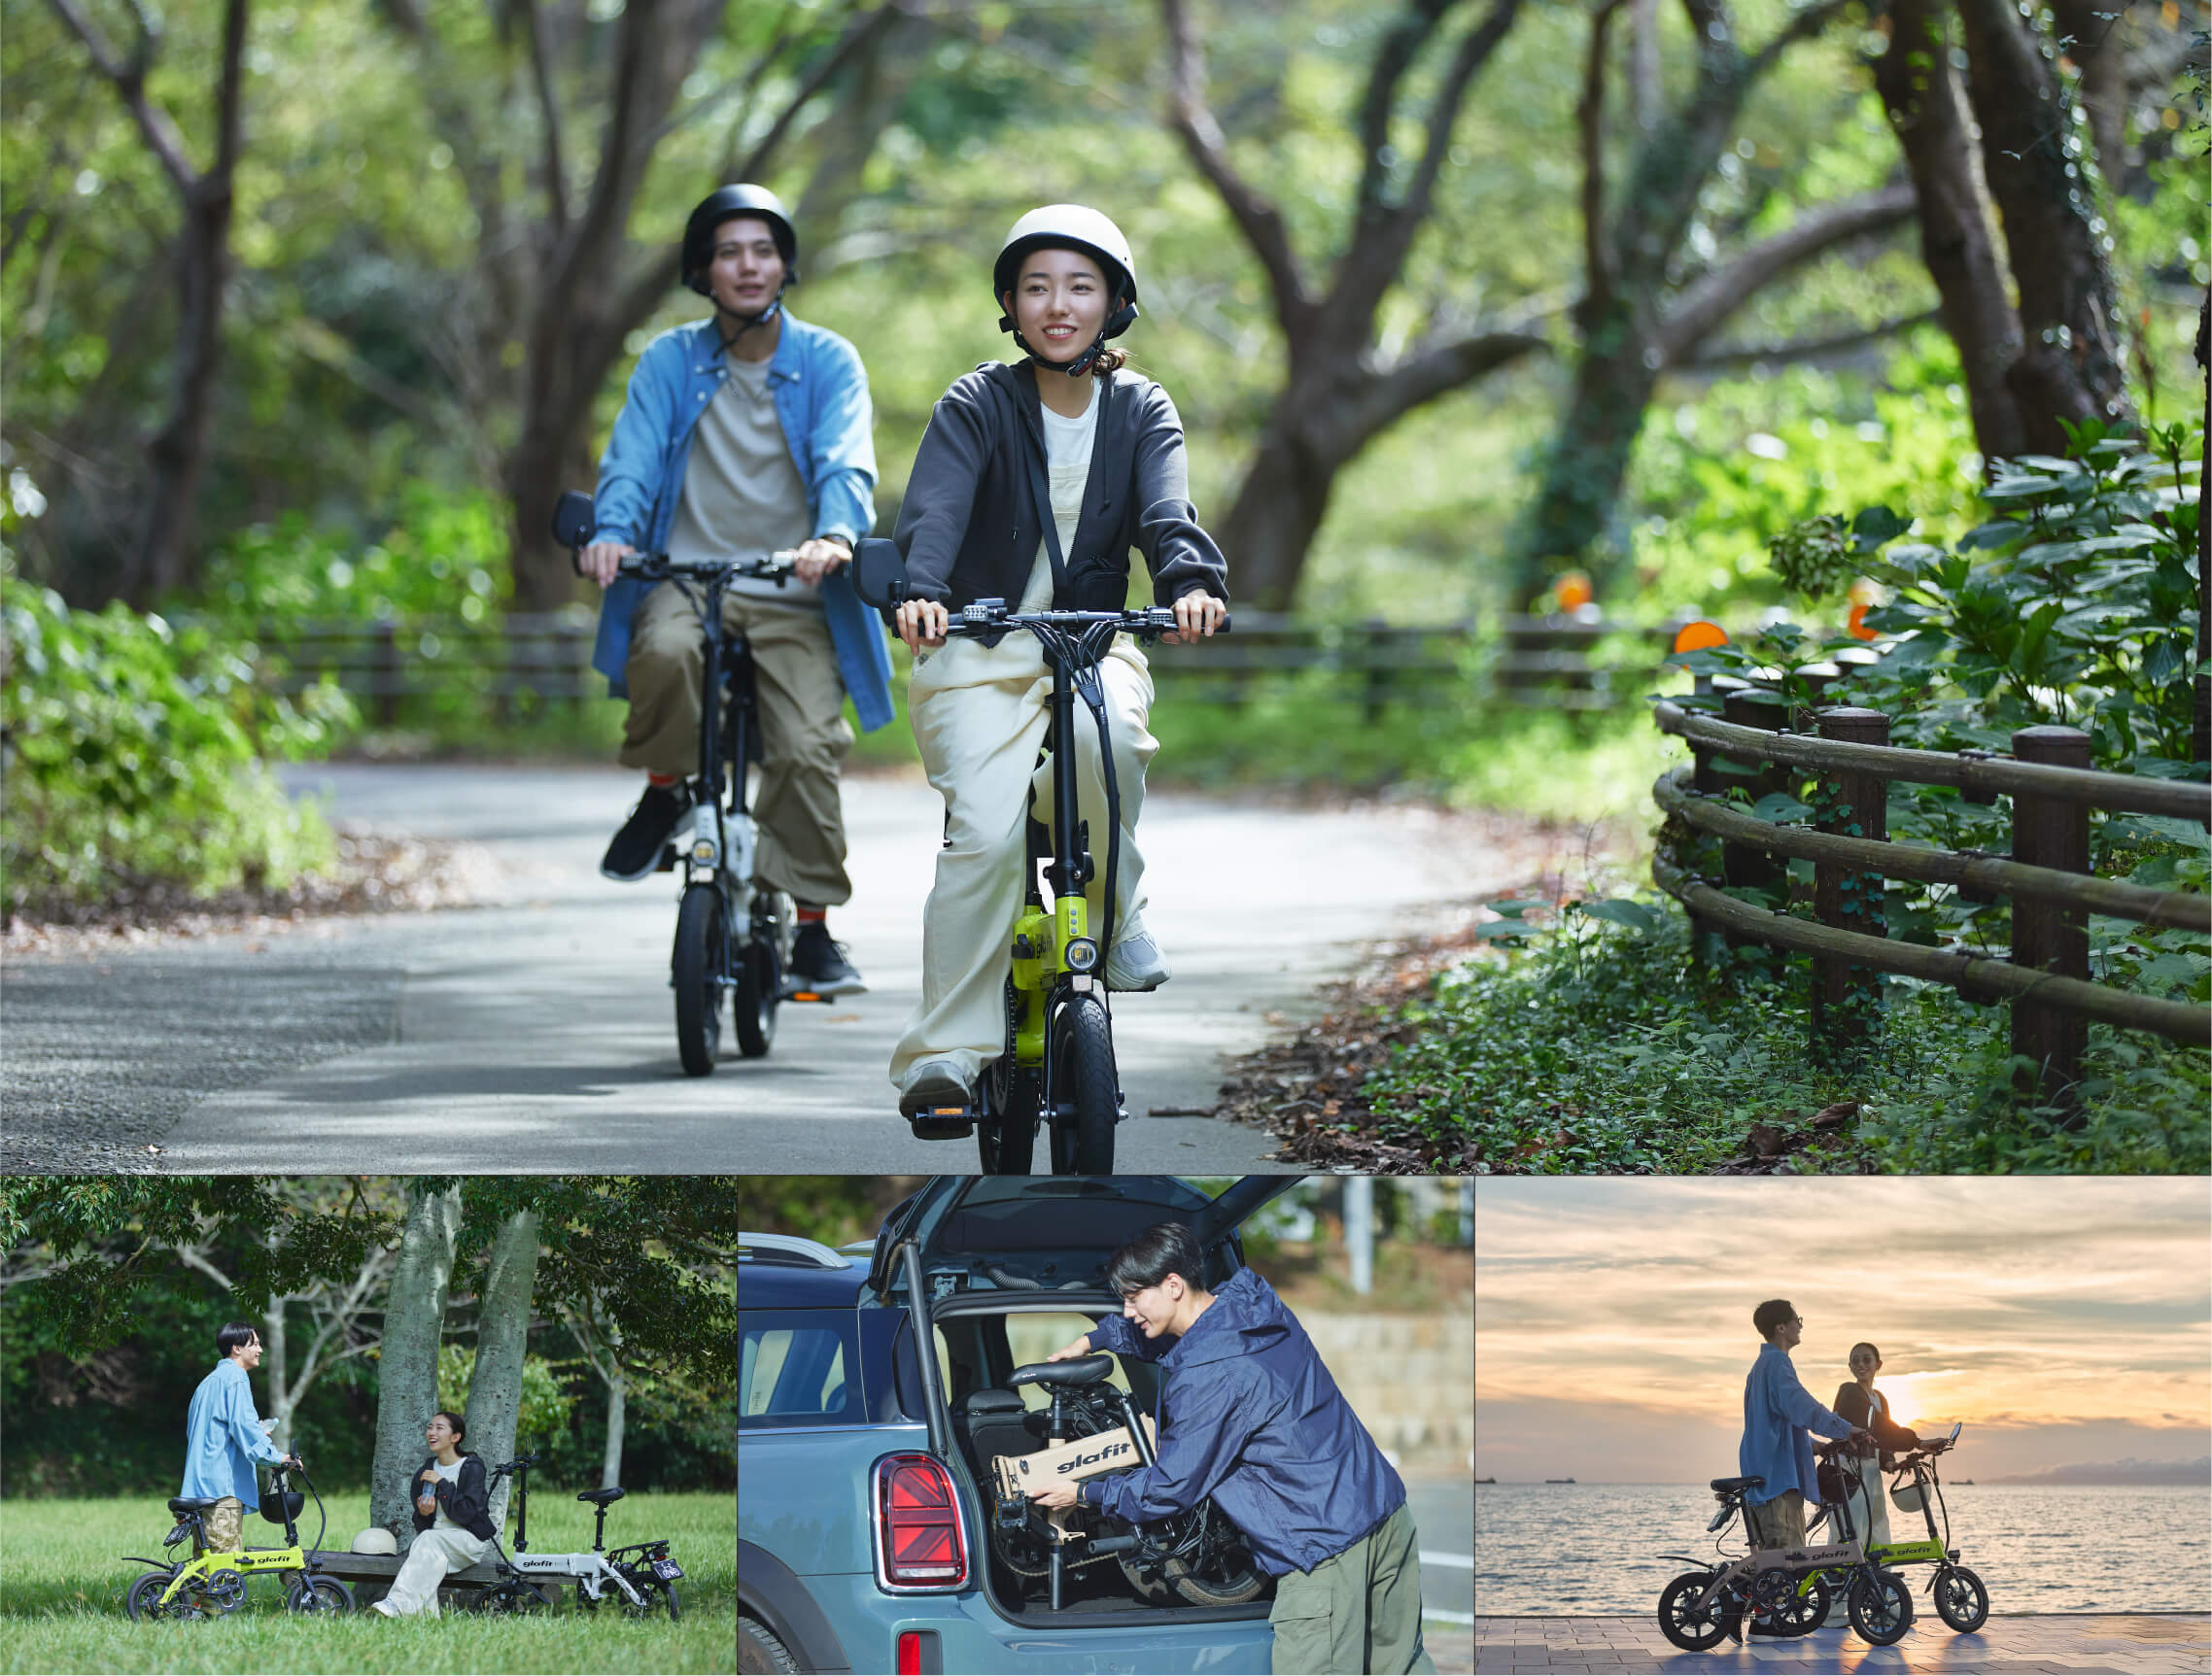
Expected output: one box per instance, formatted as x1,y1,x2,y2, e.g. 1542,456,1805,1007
285,1575,353,1614
1932,1564,1988,1633
1848,1568,1914,1645
673,884,725,1076
1656,1571,1731,1651
1049,992,1117,1173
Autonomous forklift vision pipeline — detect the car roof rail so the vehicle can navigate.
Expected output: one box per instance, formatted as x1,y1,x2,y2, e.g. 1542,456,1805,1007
739,1232,854,1270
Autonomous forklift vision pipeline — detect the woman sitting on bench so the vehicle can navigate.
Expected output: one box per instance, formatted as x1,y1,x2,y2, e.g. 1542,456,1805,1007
370,1410,498,1618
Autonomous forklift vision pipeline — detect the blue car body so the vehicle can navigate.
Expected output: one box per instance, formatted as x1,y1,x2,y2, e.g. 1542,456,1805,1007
739,1177,1299,1675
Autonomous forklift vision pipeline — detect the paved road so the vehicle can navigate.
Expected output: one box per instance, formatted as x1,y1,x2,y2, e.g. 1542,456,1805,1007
3,764,1538,1174
1408,1477,1476,1625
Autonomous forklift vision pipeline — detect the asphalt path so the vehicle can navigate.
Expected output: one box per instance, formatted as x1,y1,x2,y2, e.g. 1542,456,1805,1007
3,763,1538,1174
1407,1477,1476,1625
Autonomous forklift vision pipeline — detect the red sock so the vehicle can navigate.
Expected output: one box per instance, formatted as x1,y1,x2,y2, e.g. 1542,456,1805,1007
795,906,827,925
646,772,679,788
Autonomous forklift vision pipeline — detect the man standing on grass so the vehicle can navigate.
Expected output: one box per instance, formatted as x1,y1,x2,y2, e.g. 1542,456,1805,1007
1028,1222,1434,1676
182,1320,298,1557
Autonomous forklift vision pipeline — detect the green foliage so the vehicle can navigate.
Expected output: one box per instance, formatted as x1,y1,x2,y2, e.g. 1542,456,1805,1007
196,488,511,626
1365,897,2208,1173
0,1493,734,1673
432,1346,574,1451
1,577,352,915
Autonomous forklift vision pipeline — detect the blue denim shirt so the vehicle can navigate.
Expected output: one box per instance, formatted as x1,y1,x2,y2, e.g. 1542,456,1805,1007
1740,1342,1851,1509
181,1360,284,1511
1079,1268,1406,1577
587,315,894,730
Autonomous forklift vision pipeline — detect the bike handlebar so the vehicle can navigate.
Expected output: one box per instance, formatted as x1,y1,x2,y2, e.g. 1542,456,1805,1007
490,1453,541,1478
939,600,1232,641
613,551,799,582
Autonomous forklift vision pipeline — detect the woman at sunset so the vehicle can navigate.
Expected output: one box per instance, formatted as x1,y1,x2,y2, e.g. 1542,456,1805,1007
1832,1341,1922,1549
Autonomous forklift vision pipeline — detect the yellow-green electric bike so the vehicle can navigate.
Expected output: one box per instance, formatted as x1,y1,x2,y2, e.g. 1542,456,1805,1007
123,1460,352,1619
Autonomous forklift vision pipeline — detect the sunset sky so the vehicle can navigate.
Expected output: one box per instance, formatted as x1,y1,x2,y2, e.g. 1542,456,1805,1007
1475,1179,2211,1484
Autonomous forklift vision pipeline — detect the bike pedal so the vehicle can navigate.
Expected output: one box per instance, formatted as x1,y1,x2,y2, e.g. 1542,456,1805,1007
654,842,679,872
907,1104,977,1141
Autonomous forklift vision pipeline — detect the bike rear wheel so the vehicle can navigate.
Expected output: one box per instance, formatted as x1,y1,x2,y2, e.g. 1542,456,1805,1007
1656,1572,1730,1651
1049,993,1116,1173
1163,1544,1266,1607
126,1571,196,1622
1768,1572,1832,1636
674,884,725,1076
733,934,778,1058
1848,1568,1913,1645
980,981,1039,1174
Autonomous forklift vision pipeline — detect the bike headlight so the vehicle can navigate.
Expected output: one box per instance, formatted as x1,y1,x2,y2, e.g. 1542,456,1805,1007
1063,938,1099,973
691,838,716,864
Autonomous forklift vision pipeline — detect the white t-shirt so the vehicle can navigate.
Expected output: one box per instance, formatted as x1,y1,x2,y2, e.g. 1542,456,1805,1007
1020,378,1099,613
426,1456,467,1532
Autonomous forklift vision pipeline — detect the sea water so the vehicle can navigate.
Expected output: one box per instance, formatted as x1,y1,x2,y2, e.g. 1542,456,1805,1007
1475,1482,2211,1615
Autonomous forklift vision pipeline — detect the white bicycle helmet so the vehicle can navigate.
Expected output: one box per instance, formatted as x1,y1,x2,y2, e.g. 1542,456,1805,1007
992,204,1140,375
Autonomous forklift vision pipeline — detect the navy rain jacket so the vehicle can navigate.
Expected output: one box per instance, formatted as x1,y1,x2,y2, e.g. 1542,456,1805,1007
1082,1266,1405,1577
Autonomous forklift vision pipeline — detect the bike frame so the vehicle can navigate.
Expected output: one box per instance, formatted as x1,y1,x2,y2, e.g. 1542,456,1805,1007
127,1467,324,1612
488,1454,673,1610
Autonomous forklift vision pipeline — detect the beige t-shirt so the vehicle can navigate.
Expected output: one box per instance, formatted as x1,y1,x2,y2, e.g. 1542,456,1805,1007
1019,378,1099,613
665,356,818,609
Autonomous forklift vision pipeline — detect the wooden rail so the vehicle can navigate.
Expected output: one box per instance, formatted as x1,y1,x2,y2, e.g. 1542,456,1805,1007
1650,695,2211,1102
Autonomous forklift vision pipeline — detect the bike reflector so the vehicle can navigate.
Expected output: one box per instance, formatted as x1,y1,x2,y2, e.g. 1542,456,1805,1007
873,1454,968,1592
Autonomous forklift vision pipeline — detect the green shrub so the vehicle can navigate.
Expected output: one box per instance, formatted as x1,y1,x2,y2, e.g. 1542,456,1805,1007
0,578,352,917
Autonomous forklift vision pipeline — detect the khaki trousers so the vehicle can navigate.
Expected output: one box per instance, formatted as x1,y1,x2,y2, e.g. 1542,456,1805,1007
197,1496,244,1555
378,1524,495,1618
620,581,854,906
888,633,1156,1092
1745,1488,1808,1548
1267,1501,1436,1676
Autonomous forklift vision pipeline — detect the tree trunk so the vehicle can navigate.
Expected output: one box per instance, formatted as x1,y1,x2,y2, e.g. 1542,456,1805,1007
2047,0,2128,192
1215,398,1338,611
2195,290,2208,774
370,1182,462,1547
1955,0,2135,444
1509,305,1662,603
1873,0,2029,463
263,1292,293,1454
466,1208,540,1533
601,1365,627,1490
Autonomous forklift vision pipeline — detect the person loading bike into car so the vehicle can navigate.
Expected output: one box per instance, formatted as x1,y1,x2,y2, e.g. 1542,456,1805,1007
1029,1223,1434,1676
885,204,1227,1118
579,184,892,997
1740,1299,1877,1635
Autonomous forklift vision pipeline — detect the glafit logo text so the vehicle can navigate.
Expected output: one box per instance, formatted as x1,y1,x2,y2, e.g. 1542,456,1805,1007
1055,1439,1134,1475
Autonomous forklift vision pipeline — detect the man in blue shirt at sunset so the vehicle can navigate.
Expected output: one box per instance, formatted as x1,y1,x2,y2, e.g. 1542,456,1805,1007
1740,1298,1874,1554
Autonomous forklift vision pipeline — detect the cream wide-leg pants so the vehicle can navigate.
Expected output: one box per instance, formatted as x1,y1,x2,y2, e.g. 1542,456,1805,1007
888,632,1157,1093
375,1524,495,1618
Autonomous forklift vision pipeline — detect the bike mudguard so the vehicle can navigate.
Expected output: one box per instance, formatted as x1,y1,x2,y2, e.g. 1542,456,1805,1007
991,1415,1158,1503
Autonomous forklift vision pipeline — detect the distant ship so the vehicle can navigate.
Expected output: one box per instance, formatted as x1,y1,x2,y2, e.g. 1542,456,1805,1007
1956,1479,1974,1485
1544,1477,1576,1484
1476,1476,1497,1484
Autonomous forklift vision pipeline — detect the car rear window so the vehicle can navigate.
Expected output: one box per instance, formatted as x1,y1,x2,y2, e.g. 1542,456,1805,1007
741,1311,859,1424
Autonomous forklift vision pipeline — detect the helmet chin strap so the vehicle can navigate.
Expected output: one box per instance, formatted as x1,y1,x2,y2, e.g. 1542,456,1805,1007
714,276,792,350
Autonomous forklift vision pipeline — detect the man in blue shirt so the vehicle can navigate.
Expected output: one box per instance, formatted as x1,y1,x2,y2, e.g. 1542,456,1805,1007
579,185,895,996
1028,1223,1433,1675
1740,1299,1873,1552
182,1320,298,1556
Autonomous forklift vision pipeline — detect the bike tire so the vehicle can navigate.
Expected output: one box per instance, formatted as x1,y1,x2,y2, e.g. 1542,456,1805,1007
982,983,1039,1174
1163,1545,1266,1607
673,884,725,1077
1049,992,1117,1173
733,934,778,1059
285,1575,353,1615
1768,1572,1831,1636
621,1576,680,1620
126,1571,191,1623
1932,1564,1988,1633
1656,1571,1731,1652
1847,1568,1914,1646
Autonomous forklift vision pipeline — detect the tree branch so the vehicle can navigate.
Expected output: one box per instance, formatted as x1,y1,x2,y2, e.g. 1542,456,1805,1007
1159,0,1315,341
168,1244,234,1293
1747,0,1856,79
1353,0,1453,235
1397,0,1523,244
1579,0,1633,320
729,1,901,183
44,0,196,193
1324,327,1551,458
1679,306,1942,368
1655,181,1918,363
520,0,570,236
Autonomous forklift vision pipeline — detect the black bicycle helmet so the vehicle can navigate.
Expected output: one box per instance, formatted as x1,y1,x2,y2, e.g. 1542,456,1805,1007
682,184,798,298
993,204,1140,376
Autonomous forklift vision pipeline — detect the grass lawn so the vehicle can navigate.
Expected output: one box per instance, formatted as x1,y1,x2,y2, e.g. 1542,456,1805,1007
0,1490,735,1675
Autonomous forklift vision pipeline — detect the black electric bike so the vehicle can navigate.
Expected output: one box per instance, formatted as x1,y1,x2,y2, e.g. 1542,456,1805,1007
851,537,1227,1174
556,489,836,1076
984,1354,1265,1613
1654,1441,1913,1650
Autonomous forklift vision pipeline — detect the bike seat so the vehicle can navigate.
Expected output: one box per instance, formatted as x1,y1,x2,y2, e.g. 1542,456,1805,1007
168,1497,223,1514
576,1488,626,1507
1008,1354,1113,1388
1709,1476,1763,1494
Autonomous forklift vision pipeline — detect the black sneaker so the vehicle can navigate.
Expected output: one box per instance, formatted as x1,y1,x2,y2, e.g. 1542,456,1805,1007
601,781,692,881
787,922,867,997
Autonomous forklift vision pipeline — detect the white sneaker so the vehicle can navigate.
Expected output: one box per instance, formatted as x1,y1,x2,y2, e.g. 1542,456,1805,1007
1105,931,1171,992
900,1058,976,1120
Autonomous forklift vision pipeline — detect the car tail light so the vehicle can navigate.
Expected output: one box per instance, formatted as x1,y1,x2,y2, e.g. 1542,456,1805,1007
872,1454,969,1592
